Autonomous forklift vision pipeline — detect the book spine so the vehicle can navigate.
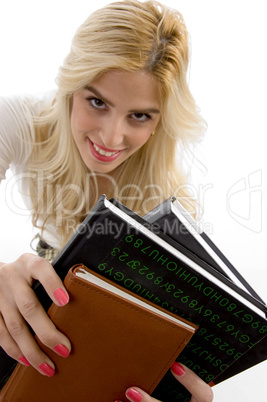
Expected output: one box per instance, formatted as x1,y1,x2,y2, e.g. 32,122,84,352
146,202,265,304
147,211,231,278
200,232,265,304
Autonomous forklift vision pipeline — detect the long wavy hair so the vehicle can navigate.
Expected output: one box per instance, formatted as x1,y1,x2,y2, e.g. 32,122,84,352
29,0,206,247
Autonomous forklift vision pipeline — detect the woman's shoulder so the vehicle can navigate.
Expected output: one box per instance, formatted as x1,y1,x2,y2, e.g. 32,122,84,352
0,91,56,180
0,91,55,120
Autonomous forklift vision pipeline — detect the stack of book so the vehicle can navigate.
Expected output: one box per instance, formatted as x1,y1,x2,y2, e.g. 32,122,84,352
0,195,266,401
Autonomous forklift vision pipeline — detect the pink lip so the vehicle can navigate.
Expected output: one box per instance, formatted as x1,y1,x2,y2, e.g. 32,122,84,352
88,139,123,162
92,142,121,153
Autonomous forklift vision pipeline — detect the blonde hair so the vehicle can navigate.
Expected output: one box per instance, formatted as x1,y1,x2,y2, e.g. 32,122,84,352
30,0,206,247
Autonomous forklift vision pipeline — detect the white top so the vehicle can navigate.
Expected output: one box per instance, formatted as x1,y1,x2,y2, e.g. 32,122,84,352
0,93,61,248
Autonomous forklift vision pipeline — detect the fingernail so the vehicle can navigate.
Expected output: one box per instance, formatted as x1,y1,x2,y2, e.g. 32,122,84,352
38,363,55,377
53,288,69,306
19,356,30,367
125,388,143,402
171,362,185,376
54,344,70,358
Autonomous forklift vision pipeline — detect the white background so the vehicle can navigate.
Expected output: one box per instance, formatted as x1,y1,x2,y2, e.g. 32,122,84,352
0,1,266,400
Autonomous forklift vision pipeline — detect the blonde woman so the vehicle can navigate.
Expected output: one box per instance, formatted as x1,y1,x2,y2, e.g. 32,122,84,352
0,1,212,401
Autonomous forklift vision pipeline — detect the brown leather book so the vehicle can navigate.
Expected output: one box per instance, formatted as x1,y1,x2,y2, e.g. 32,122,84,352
0,265,197,402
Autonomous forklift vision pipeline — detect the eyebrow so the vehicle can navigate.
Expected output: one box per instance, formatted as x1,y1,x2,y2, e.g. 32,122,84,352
84,85,115,107
84,85,160,114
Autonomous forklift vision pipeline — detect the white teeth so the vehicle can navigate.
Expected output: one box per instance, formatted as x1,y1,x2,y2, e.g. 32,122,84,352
93,143,119,157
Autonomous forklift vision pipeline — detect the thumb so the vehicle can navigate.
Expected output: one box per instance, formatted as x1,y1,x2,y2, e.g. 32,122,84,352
171,362,213,402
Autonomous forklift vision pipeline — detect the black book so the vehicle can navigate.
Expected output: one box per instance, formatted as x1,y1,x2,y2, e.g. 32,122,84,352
143,196,267,385
144,196,264,303
0,195,266,401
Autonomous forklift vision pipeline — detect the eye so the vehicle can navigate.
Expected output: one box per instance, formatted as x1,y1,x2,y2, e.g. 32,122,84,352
131,112,151,122
86,97,106,110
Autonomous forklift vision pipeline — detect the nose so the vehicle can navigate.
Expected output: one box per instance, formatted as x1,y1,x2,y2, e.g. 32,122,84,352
100,116,127,149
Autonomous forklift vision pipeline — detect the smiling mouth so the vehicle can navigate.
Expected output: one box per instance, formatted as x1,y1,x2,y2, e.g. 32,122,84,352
92,142,120,157
89,139,123,162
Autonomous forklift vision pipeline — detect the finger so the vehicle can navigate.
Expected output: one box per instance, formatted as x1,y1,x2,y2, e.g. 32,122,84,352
1,273,71,368
9,281,71,353
0,312,26,364
124,387,159,402
19,254,69,307
0,255,71,375
0,307,56,375
171,362,213,402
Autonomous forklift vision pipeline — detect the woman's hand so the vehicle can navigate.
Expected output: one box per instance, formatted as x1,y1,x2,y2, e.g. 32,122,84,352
0,253,71,376
116,362,213,402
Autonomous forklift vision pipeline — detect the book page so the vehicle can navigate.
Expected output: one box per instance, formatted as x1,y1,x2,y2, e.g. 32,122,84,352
75,268,195,330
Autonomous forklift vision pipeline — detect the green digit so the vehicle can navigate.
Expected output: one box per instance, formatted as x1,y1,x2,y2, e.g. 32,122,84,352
125,234,134,243
212,337,221,346
181,296,190,303
210,314,220,323
134,239,143,248
154,276,163,285
226,348,235,356
98,263,107,271
189,300,198,308
259,325,267,334
227,303,236,312
146,272,155,280
242,314,253,323
111,247,120,256
198,328,207,336
203,309,212,317
206,374,215,383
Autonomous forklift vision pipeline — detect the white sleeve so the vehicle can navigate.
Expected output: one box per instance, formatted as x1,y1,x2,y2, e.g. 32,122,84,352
0,95,37,183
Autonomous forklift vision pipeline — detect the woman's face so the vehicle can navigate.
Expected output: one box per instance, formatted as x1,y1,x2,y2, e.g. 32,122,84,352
71,70,161,174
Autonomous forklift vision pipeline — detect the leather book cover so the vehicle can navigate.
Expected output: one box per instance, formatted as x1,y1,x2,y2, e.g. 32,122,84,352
0,265,196,402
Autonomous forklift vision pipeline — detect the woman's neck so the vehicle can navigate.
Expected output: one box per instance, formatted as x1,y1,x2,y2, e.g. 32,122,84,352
93,171,118,199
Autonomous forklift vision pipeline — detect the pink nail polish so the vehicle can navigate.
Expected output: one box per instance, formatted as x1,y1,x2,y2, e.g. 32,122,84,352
54,344,70,358
19,356,30,367
125,388,142,402
171,362,185,376
53,288,69,306
38,363,55,377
